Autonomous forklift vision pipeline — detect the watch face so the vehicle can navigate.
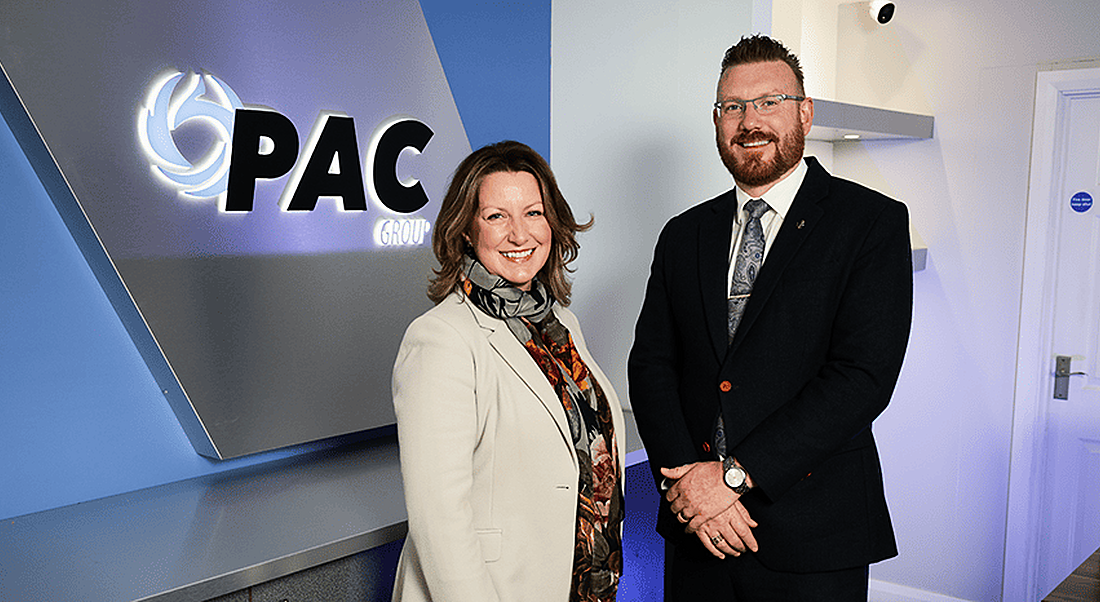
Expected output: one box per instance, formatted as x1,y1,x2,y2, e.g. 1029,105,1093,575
725,466,745,488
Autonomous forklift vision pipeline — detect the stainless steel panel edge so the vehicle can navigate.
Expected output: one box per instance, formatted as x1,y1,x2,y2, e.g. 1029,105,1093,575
0,60,220,458
0,434,406,602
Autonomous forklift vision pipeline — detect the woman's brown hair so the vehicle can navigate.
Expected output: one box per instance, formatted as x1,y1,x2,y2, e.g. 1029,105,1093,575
427,140,591,305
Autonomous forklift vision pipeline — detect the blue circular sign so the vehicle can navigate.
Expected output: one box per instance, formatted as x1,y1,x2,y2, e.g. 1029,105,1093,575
1071,191,1093,213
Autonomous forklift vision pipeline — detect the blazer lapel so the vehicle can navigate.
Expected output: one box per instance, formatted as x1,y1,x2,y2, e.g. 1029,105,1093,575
700,189,739,361
727,158,828,355
469,304,578,466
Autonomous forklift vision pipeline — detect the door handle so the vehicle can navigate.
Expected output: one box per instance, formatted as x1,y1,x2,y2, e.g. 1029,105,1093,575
1054,355,1088,400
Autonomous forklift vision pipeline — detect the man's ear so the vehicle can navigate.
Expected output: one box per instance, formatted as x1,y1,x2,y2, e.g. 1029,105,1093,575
800,97,814,136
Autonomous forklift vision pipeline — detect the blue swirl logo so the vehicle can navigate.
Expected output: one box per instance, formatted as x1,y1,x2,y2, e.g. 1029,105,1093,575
138,70,244,199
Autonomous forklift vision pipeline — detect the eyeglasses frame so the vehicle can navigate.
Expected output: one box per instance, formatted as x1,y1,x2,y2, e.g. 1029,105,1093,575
713,93,807,119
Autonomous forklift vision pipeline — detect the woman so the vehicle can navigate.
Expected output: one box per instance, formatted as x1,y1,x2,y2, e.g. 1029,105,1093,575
391,140,625,602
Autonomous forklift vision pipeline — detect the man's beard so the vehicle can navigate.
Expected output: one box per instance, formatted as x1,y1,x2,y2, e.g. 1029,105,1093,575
718,126,805,188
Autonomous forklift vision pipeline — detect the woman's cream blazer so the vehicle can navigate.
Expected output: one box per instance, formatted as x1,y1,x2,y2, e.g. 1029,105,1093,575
391,292,625,602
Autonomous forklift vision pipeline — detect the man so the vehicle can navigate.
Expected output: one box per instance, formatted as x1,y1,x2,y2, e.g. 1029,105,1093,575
628,35,912,601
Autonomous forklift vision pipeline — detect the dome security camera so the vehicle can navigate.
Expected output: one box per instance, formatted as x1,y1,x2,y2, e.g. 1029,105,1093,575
869,0,895,24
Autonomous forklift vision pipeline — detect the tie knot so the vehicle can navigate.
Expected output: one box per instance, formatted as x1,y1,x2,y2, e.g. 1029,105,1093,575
745,198,769,220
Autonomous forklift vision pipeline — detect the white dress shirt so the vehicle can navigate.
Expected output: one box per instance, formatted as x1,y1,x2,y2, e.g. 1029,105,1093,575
727,158,809,292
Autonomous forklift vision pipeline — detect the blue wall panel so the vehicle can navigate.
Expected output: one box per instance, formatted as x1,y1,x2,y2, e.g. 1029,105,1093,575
420,0,551,159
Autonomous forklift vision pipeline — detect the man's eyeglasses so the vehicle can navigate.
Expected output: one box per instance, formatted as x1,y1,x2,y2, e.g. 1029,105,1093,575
713,94,806,119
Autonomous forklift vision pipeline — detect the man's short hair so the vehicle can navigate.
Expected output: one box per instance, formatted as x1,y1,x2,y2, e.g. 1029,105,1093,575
720,34,805,95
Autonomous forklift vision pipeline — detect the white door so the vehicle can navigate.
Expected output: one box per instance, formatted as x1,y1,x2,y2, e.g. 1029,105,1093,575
1006,68,1100,601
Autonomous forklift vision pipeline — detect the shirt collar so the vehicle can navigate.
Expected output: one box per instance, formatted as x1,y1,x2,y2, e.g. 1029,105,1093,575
734,157,808,222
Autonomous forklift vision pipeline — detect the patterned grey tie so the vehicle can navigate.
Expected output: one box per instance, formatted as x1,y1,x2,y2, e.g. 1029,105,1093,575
716,198,769,458
727,198,770,344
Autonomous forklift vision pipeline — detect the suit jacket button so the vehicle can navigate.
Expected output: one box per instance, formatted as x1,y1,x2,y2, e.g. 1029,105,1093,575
719,380,732,392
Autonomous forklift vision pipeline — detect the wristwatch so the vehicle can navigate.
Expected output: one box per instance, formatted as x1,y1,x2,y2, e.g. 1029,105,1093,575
722,456,751,495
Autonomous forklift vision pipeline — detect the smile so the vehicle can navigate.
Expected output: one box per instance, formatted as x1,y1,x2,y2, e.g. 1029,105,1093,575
741,140,771,148
501,249,535,260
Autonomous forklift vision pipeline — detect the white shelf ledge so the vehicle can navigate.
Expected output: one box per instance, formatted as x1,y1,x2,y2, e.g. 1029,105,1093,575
809,99,934,141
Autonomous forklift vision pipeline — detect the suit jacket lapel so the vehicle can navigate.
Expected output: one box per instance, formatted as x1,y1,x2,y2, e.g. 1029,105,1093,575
469,304,578,467
727,158,828,355
700,189,739,361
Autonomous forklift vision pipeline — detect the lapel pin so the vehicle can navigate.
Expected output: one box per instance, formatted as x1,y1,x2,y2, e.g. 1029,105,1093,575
797,220,806,229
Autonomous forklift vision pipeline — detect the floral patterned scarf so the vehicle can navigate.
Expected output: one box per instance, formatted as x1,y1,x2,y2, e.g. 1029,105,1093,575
461,256,624,602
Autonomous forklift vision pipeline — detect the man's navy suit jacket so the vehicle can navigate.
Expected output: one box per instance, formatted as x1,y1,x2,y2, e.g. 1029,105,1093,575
629,156,913,573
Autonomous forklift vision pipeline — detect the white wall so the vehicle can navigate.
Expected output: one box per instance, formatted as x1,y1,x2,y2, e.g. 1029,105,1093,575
550,0,757,400
553,0,1100,600
818,1,1100,600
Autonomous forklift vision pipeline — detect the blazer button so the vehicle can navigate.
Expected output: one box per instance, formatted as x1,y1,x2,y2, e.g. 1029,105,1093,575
719,380,732,392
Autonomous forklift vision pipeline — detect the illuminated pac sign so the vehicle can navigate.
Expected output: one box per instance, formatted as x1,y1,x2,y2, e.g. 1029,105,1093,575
226,109,433,214
2,0,474,459
138,69,434,245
